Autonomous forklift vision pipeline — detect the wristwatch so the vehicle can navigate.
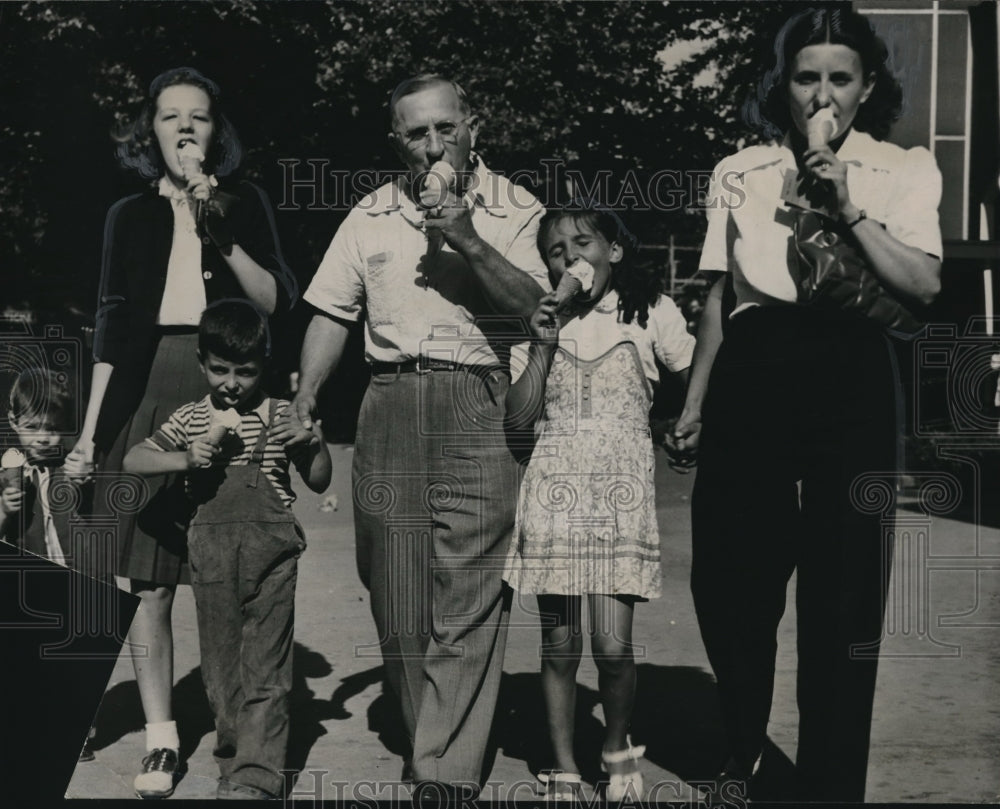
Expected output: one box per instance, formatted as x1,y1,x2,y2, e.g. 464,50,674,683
845,209,867,228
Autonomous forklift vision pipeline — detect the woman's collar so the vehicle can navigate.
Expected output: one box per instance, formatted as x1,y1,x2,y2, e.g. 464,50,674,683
156,174,219,201
157,175,187,201
781,127,869,163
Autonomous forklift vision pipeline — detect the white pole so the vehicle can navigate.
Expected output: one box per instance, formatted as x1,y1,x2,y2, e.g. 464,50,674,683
985,203,994,337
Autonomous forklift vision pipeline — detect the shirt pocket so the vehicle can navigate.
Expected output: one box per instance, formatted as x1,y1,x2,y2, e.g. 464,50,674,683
365,250,395,281
364,250,400,316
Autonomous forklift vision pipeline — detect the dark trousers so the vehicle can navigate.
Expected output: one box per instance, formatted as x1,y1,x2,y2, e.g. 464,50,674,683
352,366,518,785
691,306,897,801
188,459,303,797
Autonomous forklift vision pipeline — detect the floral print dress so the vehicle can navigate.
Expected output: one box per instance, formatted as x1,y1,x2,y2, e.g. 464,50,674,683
503,291,694,599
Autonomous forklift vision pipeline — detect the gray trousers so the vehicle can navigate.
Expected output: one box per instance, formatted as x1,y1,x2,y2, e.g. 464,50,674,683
352,366,518,785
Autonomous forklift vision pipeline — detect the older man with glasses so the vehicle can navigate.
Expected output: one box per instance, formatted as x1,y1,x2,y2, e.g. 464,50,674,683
291,74,548,800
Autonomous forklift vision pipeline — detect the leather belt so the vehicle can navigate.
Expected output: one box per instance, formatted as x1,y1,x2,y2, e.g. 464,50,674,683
370,357,504,378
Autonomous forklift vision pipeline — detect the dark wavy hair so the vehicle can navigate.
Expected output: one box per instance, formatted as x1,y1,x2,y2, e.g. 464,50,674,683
742,6,903,141
537,200,662,328
113,66,243,180
198,299,271,363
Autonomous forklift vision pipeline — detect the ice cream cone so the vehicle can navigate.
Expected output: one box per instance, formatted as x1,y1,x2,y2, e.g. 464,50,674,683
178,140,206,181
553,273,583,313
206,407,242,446
420,161,456,209
565,259,595,293
205,425,229,447
807,108,836,150
0,467,23,494
1,448,26,493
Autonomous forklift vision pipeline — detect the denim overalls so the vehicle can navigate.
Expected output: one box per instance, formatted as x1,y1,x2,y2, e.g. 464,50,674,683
187,399,304,798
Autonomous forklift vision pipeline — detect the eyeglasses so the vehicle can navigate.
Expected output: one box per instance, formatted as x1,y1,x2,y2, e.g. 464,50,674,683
395,117,473,148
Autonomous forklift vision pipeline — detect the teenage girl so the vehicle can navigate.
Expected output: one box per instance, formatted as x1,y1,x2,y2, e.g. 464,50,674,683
72,67,296,798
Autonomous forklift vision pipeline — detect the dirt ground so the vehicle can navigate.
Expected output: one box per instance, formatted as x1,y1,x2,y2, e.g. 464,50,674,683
67,442,1000,802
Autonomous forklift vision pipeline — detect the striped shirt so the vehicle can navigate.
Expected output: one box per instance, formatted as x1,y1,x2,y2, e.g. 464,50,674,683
145,395,304,507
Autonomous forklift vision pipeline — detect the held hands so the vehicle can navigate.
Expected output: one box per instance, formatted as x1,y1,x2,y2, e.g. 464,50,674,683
64,438,95,483
280,395,321,448
662,411,701,474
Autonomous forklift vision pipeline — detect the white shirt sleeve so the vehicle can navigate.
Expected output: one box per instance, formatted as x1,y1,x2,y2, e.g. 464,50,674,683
698,156,737,274
497,188,551,290
883,146,943,258
649,295,695,373
303,209,367,321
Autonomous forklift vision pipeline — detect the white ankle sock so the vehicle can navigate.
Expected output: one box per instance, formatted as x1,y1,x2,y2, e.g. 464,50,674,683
145,720,179,752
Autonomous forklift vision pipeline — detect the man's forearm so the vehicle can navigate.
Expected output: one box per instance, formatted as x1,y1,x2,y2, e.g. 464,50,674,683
458,238,545,319
298,313,351,396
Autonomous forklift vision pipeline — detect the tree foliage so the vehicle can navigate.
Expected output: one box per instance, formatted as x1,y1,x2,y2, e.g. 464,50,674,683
0,0,801,314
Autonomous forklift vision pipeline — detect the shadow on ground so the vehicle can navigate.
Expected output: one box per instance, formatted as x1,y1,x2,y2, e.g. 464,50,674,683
490,664,734,786
93,652,800,798
95,642,340,782
286,642,340,775
489,663,797,799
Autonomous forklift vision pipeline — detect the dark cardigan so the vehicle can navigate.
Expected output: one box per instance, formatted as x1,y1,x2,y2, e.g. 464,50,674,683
91,180,297,450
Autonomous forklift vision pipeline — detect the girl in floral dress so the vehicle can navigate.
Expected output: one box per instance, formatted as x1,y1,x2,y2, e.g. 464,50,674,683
503,203,694,800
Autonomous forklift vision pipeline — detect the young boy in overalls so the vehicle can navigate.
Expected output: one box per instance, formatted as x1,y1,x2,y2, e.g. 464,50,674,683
124,299,331,800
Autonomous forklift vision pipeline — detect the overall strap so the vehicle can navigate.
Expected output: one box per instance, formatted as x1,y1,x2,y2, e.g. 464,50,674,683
247,398,277,487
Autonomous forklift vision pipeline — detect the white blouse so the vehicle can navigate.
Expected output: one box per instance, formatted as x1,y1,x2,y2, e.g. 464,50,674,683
512,289,695,385
156,176,207,326
699,129,943,314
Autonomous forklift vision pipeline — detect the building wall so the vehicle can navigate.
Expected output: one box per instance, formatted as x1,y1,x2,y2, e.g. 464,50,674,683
856,0,986,240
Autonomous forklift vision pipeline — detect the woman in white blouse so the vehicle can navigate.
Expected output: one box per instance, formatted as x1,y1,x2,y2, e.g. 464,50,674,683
71,67,296,798
669,8,941,801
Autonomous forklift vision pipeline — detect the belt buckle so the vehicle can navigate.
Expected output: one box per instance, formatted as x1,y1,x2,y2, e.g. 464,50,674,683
418,357,457,373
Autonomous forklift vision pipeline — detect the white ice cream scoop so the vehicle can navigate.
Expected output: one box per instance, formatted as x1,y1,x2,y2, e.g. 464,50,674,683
206,407,243,446
1,448,27,469
0,448,26,492
205,425,229,446
552,259,597,313
807,107,836,150
177,139,206,180
565,259,595,293
420,161,456,209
